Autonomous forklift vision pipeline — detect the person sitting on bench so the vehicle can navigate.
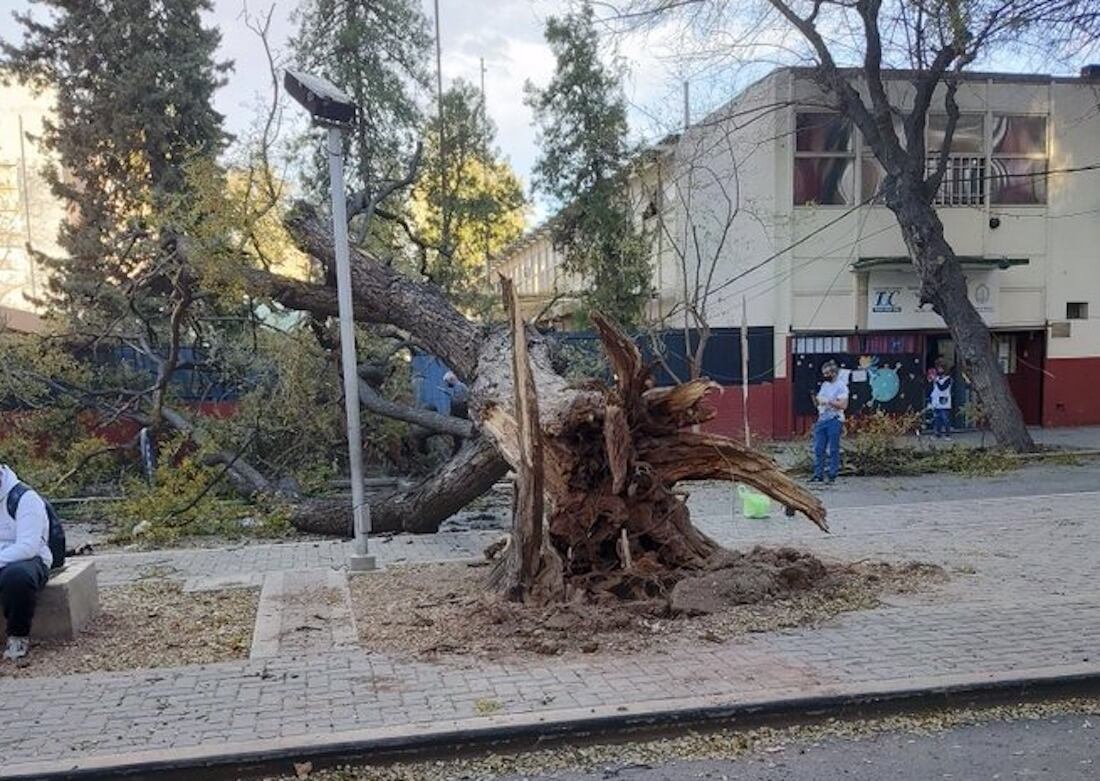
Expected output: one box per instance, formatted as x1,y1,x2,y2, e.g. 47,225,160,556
0,464,52,661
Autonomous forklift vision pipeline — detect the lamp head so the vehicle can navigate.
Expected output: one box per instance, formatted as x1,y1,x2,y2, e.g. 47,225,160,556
284,69,358,126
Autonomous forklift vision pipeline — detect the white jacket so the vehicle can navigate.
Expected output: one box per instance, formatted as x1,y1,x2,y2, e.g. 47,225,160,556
0,466,53,569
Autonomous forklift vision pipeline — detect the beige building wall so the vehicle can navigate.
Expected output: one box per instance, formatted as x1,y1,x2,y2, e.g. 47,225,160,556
687,69,1100,380
494,68,1100,370
0,81,64,323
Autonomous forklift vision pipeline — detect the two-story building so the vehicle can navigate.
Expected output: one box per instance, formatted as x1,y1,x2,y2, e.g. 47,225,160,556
0,80,64,333
496,66,1100,438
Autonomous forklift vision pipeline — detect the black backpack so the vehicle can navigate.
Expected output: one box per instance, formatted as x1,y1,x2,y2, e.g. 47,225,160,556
6,483,66,570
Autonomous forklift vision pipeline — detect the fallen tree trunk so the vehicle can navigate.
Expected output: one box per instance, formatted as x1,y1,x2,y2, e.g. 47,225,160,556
289,435,508,535
249,202,828,595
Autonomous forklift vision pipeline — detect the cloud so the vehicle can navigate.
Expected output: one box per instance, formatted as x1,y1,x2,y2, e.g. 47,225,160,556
0,0,696,217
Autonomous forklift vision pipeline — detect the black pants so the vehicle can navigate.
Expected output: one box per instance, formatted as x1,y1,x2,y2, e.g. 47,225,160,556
0,558,49,637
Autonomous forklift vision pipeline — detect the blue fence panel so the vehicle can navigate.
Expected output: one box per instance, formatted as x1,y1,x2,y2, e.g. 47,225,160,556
411,353,453,415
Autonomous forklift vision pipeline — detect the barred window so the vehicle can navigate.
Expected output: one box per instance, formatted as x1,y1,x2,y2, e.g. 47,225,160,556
925,114,986,206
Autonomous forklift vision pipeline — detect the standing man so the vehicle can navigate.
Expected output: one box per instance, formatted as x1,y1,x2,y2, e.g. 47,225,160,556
811,360,849,484
0,464,53,661
930,358,954,439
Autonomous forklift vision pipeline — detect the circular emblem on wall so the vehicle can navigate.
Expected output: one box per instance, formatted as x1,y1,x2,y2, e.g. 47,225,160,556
974,283,991,305
869,367,901,403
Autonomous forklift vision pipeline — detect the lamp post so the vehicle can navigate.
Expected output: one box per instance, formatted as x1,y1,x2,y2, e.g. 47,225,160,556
285,69,375,572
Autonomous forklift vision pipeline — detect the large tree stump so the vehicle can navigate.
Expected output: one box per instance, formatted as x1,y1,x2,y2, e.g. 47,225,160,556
475,301,827,604
240,202,827,602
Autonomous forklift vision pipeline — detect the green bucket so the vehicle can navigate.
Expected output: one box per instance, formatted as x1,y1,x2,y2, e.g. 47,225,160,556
738,485,771,519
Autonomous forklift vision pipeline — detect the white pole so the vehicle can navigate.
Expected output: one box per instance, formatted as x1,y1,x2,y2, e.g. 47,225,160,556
741,296,750,447
683,81,690,130
17,115,38,301
327,126,375,572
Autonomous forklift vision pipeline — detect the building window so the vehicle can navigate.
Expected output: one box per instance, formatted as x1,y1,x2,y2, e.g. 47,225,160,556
991,115,1047,205
994,334,1017,374
793,335,850,353
925,114,986,206
794,113,854,205
1067,302,1089,320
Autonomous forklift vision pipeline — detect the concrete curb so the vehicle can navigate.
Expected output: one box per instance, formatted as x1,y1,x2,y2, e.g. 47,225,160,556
7,662,1100,781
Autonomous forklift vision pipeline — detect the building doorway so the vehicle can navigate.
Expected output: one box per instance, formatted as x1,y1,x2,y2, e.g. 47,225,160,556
925,335,968,430
925,331,1045,428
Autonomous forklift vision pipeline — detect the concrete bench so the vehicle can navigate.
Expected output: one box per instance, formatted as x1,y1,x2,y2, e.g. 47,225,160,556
32,561,100,641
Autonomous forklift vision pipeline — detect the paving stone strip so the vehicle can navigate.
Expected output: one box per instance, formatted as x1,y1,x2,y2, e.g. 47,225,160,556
0,490,1095,767
0,595,1097,766
250,569,359,660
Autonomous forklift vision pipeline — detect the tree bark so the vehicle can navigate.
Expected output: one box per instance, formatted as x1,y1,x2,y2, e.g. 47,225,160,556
252,200,827,603
358,380,473,439
289,435,508,535
283,202,483,380
887,186,1034,452
487,278,564,602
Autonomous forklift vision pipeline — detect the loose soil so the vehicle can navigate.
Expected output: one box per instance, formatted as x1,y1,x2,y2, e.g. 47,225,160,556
0,583,258,678
349,547,942,660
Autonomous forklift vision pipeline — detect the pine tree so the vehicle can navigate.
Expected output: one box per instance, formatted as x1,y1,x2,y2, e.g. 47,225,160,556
526,1,651,329
2,0,230,330
411,80,526,307
292,0,430,203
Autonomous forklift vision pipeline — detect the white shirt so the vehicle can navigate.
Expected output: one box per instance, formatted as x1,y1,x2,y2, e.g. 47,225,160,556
816,378,849,422
0,466,53,569
930,375,953,410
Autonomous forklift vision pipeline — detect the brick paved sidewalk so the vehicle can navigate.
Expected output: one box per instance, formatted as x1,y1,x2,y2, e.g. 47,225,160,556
92,530,499,587
2,490,1098,776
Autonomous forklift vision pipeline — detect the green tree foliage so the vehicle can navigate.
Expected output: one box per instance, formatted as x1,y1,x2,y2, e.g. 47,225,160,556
1,0,230,331
526,1,652,329
292,0,431,205
411,80,526,311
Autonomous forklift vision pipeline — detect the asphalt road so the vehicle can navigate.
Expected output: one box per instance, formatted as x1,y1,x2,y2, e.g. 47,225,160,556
505,713,1099,780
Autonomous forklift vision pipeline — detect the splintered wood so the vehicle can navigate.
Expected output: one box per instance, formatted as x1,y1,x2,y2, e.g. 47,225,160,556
487,298,827,604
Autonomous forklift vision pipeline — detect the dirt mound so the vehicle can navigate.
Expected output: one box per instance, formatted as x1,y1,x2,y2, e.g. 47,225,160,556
349,551,945,660
671,547,830,615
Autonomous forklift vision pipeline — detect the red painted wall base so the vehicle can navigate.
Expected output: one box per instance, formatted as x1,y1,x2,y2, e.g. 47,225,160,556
1042,357,1100,427
702,383,777,442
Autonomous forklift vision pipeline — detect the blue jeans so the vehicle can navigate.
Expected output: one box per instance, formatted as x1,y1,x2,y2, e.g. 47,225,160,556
813,417,843,480
932,408,951,436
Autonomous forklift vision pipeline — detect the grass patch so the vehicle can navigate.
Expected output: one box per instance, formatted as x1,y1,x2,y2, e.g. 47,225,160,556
790,411,1020,477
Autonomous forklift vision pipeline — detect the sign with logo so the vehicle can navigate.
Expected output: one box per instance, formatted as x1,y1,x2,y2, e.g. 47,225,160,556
867,268,998,329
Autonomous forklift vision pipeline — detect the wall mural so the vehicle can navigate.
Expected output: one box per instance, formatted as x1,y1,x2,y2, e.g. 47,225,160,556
793,352,925,417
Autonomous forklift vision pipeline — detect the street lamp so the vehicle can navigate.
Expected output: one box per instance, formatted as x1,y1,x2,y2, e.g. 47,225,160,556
285,68,375,572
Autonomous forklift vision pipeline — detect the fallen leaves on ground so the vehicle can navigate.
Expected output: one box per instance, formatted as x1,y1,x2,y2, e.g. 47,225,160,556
0,582,258,678
257,697,1100,781
348,550,943,661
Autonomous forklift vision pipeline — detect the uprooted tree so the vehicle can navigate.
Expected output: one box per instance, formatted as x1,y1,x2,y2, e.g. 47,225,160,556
242,201,827,602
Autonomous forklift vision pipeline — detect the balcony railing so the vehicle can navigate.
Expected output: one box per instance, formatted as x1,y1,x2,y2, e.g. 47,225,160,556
927,154,986,207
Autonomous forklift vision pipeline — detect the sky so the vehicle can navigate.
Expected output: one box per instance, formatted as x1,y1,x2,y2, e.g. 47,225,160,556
0,0,697,218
